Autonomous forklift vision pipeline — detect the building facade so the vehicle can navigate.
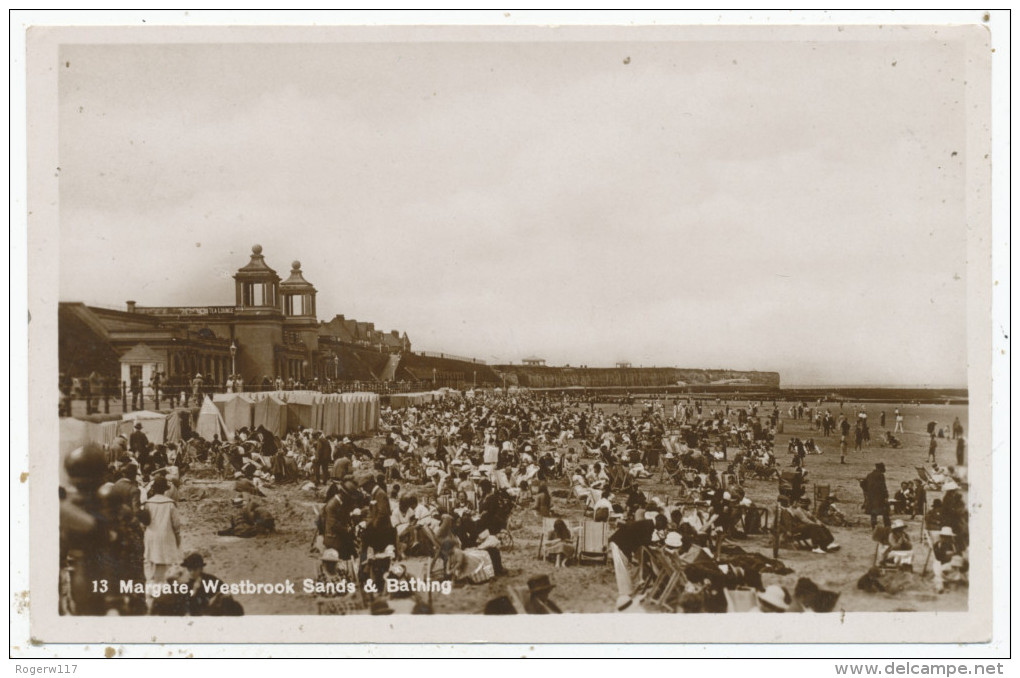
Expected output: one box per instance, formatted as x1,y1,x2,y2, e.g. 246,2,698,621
59,245,410,390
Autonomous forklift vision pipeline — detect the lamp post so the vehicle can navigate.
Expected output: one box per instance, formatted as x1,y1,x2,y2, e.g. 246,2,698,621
229,340,237,379
334,354,339,379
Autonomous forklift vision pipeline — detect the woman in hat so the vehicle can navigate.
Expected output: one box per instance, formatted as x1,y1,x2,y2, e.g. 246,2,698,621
932,526,967,593
142,475,181,607
880,519,914,568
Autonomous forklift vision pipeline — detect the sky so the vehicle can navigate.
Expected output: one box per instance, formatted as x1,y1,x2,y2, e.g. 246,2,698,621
57,30,971,387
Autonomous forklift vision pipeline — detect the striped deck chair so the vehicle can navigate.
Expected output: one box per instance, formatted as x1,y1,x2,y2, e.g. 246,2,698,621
652,550,689,612
578,519,611,565
436,494,455,515
915,467,943,491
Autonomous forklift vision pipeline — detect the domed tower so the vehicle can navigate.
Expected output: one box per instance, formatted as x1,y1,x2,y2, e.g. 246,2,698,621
280,260,320,380
232,244,284,381
280,260,317,320
234,244,281,312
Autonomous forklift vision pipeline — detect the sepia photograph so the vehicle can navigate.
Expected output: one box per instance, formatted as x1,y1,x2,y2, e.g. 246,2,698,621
13,10,1007,660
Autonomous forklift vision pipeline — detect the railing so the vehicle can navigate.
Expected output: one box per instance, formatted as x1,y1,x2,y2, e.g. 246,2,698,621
415,351,487,365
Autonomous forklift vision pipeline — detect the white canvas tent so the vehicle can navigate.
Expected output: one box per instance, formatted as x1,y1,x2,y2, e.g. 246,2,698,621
116,410,167,444
223,394,254,433
253,395,288,438
194,396,229,441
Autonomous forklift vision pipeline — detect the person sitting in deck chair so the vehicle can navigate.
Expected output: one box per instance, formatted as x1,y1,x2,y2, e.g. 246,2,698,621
879,520,914,569
932,526,968,593
786,498,840,554
543,519,575,568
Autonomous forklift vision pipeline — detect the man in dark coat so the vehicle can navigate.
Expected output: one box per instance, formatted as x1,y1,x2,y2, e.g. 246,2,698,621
314,432,332,486
861,462,890,528
609,514,667,562
129,423,149,456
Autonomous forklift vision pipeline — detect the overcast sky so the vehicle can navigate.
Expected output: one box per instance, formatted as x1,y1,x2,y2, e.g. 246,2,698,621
57,31,970,386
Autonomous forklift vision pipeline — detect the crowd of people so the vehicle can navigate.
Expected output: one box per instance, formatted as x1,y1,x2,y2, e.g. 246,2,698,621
59,389,970,615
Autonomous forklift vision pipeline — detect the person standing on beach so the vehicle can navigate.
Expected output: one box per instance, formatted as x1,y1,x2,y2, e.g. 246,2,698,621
840,435,848,465
894,409,905,434
861,462,891,529
927,434,938,464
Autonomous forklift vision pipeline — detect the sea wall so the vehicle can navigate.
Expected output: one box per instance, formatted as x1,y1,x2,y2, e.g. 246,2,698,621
491,366,780,390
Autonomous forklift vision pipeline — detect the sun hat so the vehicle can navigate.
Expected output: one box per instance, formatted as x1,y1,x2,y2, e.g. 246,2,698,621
942,481,959,491
940,526,955,537
527,575,555,594
321,549,340,562
664,531,683,549
891,519,906,530
757,585,790,612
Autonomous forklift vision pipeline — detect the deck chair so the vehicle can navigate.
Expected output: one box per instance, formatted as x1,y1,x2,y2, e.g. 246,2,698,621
536,517,558,560
608,464,636,494
771,505,812,557
812,484,831,519
915,467,943,491
314,556,367,615
740,505,770,536
507,585,530,614
635,547,669,597
919,528,941,575
645,549,686,612
870,525,894,568
578,519,611,565
659,455,684,484
724,587,760,613
418,525,449,580
778,471,805,503
436,494,455,515
655,550,692,611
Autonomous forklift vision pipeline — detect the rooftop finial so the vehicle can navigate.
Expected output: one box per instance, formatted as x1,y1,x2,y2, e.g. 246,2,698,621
292,260,301,270
252,244,263,255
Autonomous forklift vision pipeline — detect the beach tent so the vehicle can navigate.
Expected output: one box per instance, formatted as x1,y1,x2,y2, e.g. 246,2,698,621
223,394,254,434
83,419,121,448
286,391,316,431
117,410,167,444
164,409,195,444
194,396,229,441
164,410,182,444
254,395,288,437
